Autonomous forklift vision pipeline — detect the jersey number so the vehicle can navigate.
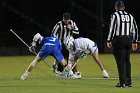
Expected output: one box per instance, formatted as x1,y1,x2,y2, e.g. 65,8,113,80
49,37,56,42
121,15,130,22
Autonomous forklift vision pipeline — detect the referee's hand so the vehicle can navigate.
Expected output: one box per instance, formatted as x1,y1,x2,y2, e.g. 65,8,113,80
107,42,112,48
132,43,138,51
66,24,73,31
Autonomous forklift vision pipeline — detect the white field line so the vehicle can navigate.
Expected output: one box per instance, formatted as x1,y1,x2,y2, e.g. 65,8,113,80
82,77,140,80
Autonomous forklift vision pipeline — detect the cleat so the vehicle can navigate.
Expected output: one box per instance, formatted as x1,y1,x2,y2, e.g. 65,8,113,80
102,70,109,78
20,74,27,80
70,74,81,79
125,83,132,87
115,83,125,88
70,72,81,79
75,72,81,79
55,71,65,79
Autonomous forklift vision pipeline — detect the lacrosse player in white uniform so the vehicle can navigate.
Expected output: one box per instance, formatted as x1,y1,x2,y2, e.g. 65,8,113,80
64,36,109,79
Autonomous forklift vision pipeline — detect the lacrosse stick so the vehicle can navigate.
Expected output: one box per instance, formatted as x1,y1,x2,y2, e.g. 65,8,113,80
71,62,77,70
10,29,51,68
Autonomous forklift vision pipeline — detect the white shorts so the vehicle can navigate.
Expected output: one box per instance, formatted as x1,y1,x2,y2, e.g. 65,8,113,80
88,42,98,54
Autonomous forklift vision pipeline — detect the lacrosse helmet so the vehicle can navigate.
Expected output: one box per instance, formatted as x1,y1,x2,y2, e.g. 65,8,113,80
65,36,74,50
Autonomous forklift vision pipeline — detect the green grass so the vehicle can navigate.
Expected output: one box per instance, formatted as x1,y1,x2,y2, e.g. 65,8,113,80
0,54,140,93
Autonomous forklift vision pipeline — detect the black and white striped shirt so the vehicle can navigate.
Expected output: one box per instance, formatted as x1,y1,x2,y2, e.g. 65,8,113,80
107,10,138,43
51,20,79,44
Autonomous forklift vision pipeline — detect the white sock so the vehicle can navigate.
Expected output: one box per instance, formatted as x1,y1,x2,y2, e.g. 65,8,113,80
24,71,30,76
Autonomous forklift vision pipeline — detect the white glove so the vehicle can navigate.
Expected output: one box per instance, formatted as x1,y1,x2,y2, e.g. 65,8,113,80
102,70,109,78
29,41,36,53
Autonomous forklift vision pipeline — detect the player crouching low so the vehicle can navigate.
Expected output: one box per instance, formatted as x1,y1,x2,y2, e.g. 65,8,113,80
20,33,71,80
64,36,109,79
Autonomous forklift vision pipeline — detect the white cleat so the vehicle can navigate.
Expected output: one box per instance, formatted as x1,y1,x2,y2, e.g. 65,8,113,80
20,74,27,80
70,73,81,79
102,70,109,78
76,74,81,79
55,71,64,79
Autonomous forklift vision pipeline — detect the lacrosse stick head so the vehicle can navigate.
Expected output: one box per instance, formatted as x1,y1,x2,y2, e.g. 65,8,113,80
64,36,74,50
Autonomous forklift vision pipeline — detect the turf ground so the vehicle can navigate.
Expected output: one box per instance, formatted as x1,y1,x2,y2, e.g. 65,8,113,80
0,54,140,93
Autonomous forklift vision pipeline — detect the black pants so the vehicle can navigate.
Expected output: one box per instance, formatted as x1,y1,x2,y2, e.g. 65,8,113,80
57,44,69,72
112,36,132,85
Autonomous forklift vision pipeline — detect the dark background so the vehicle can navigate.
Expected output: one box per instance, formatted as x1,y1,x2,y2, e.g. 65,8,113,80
0,0,139,55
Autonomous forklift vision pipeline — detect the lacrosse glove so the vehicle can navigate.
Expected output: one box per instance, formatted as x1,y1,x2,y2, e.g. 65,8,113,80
62,70,69,78
29,41,36,53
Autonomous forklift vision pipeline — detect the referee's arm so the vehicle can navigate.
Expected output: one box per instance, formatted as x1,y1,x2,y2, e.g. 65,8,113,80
107,14,117,48
132,18,138,43
51,23,60,37
132,18,138,51
72,22,79,34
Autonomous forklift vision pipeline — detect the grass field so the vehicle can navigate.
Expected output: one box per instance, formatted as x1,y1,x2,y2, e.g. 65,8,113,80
0,54,140,93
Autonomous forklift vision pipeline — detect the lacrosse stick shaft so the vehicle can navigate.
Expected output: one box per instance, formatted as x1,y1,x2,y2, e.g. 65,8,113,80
10,29,30,48
71,62,77,70
10,29,51,68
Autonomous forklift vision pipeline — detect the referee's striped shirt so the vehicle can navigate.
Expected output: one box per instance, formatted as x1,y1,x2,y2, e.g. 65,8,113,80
107,10,138,43
51,20,79,44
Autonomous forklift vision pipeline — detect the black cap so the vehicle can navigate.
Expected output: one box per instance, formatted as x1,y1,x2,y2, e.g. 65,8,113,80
63,13,71,20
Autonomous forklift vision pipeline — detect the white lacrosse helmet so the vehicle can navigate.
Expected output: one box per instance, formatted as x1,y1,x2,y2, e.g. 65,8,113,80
65,36,74,50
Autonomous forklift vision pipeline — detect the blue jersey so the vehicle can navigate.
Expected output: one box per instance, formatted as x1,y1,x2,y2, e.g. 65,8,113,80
40,36,62,51
38,36,63,62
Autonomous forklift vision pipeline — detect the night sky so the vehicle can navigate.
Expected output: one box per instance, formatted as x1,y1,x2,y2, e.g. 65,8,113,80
0,0,139,54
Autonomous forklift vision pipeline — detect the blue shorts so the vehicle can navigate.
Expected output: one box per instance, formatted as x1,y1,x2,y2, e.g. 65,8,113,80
38,45,63,62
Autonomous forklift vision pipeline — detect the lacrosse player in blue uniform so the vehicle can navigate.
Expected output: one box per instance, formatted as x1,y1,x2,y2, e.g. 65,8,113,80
65,36,109,79
21,33,70,80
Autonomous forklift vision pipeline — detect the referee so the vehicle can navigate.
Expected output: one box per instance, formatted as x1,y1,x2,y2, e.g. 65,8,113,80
107,0,138,88
51,12,79,72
